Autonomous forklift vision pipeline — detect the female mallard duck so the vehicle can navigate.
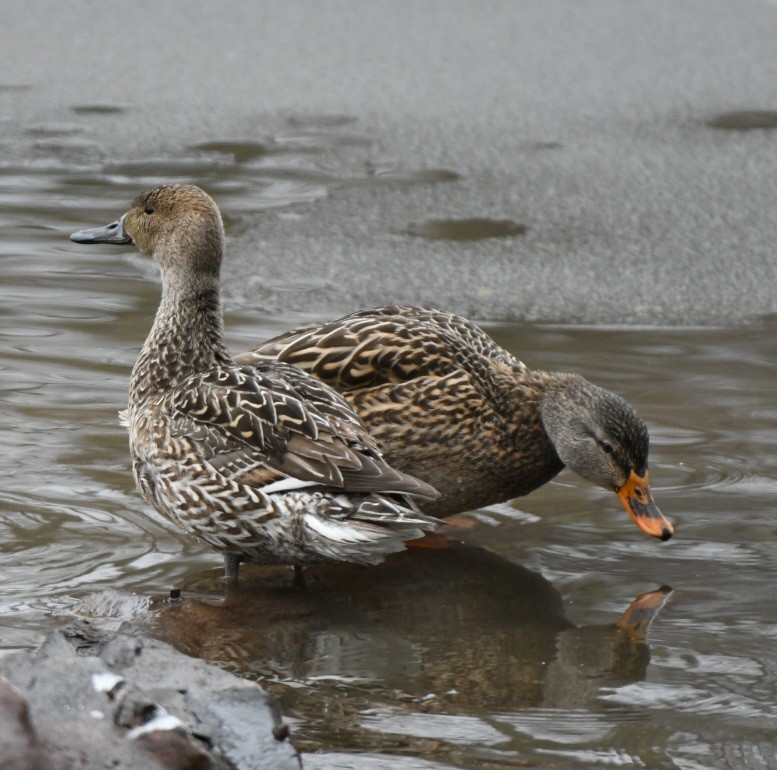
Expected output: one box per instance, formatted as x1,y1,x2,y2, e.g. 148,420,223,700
236,306,674,541
70,185,440,582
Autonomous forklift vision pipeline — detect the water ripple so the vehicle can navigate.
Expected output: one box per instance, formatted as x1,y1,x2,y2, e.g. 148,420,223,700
600,682,771,721
304,754,455,770
359,708,508,746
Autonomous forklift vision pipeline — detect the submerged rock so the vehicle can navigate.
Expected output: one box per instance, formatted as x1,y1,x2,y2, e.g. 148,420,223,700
0,620,301,770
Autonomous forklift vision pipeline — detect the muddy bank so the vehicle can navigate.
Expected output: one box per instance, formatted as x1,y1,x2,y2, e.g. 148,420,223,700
3,0,777,324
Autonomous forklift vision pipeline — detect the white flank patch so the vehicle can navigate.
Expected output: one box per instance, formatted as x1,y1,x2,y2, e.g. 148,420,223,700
304,514,379,544
262,476,321,494
92,672,124,693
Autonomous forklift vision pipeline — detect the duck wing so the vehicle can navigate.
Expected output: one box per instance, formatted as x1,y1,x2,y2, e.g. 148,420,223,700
164,363,438,500
235,305,524,401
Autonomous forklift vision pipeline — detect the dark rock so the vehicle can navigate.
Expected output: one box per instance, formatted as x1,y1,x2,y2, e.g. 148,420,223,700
0,621,301,770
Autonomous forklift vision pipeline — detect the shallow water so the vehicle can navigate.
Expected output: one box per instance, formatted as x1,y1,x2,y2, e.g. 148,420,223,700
0,121,776,769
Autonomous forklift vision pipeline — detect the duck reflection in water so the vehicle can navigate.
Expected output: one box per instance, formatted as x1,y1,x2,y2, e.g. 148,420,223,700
144,542,672,714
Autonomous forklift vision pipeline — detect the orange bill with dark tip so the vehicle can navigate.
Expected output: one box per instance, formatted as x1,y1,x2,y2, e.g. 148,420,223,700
617,470,674,541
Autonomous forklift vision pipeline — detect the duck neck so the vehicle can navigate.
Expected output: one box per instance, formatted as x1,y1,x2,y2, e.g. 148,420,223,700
509,369,558,444
538,371,598,463
497,369,566,488
130,272,232,410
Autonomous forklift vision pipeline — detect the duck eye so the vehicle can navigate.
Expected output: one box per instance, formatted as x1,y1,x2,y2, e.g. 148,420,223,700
600,441,614,454
144,205,155,215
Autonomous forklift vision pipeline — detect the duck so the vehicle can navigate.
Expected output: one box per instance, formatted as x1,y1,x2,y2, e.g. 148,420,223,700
70,185,440,583
235,306,674,541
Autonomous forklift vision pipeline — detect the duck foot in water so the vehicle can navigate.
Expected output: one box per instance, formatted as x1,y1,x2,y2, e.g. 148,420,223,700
224,552,243,583
223,553,306,589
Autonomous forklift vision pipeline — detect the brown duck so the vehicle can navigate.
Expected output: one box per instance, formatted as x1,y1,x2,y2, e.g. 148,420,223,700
237,306,674,541
70,185,440,582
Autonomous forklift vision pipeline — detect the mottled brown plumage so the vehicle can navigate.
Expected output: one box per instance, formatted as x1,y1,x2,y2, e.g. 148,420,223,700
70,186,441,581
237,306,674,540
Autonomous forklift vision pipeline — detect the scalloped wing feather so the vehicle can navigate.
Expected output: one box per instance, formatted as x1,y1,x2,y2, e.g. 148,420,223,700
235,306,525,400
165,364,437,499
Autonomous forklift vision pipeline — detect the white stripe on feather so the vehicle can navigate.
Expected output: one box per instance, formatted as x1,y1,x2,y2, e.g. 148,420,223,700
304,513,384,544
261,476,321,494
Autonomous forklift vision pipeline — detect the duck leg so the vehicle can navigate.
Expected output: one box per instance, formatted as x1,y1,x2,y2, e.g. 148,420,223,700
292,564,306,590
224,553,243,582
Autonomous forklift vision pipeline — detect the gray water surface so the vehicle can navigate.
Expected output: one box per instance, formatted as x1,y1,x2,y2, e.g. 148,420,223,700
1,82,776,770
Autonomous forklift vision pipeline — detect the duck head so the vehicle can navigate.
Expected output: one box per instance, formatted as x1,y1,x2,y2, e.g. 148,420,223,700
541,374,674,541
70,184,225,279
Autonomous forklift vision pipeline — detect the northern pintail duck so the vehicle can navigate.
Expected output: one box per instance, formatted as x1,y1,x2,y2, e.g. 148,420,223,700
70,185,440,582
237,306,674,541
